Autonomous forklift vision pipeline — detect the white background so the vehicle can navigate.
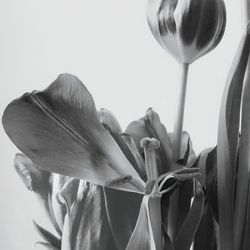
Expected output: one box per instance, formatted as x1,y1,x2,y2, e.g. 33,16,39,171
0,0,243,249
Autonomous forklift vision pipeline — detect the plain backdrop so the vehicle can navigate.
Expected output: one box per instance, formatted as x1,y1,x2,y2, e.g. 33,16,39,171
0,0,243,249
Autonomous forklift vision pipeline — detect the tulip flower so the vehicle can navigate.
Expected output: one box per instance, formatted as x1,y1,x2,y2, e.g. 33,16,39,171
147,0,226,64
147,0,226,162
3,73,202,250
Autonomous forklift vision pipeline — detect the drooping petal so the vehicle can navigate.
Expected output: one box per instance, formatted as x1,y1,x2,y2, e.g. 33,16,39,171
3,73,144,193
61,181,117,250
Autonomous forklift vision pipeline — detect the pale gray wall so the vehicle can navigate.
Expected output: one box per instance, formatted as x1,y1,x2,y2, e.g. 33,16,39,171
0,0,242,249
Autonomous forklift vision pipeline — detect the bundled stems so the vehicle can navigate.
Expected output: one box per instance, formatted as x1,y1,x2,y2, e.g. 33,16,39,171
172,63,189,162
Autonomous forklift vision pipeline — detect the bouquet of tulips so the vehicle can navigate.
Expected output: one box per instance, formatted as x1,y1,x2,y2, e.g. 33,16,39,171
3,0,250,249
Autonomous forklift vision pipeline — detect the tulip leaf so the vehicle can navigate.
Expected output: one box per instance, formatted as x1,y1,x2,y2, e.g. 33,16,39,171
104,187,143,250
125,195,157,250
2,73,144,193
33,221,61,249
234,47,250,250
217,26,250,250
173,181,204,250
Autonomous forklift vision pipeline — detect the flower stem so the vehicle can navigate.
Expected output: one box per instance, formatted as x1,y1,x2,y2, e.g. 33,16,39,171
242,0,250,28
172,63,189,162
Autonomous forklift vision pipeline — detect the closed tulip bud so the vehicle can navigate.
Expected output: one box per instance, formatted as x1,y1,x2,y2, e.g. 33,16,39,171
147,0,226,64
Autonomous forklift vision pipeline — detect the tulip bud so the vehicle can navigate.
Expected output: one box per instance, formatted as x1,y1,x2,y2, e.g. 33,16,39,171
147,0,226,63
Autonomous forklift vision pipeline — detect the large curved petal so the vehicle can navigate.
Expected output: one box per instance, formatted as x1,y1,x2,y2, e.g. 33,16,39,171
3,74,144,193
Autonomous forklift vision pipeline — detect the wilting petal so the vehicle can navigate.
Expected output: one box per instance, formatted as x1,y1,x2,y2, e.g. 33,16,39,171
104,187,143,250
3,73,144,193
61,181,117,250
98,108,122,133
125,195,157,250
126,108,172,174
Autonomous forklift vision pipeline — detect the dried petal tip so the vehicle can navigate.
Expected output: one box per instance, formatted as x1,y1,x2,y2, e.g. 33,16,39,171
140,137,160,150
147,0,226,63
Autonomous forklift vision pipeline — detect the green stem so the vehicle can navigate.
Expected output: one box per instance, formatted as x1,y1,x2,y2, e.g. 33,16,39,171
242,0,250,28
172,63,189,162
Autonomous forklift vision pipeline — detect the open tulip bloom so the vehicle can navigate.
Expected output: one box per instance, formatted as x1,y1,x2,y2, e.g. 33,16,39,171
3,0,250,250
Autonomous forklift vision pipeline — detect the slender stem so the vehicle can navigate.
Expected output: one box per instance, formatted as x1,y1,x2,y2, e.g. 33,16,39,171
172,63,189,162
242,0,250,29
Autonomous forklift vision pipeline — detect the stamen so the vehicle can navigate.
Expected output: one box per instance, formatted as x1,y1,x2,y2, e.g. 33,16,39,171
141,137,160,193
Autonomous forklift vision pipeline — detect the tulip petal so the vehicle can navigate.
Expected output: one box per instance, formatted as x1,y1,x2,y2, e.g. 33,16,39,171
61,181,118,250
217,25,250,250
125,195,157,250
33,221,61,249
3,73,144,193
104,188,143,250
126,108,172,174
